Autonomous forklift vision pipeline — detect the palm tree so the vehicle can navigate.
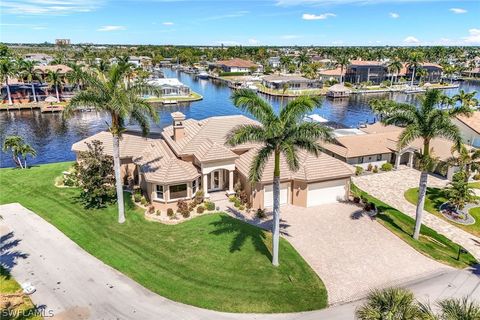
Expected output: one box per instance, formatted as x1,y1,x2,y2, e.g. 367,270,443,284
387,59,403,86
0,58,17,105
335,55,350,84
279,55,292,73
19,59,41,103
18,143,37,169
66,62,85,91
297,51,310,68
371,90,472,240
453,89,479,108
446,144,480,181
226,89,332,266
416,67,428,84
45,69,63,102
3,136,25,168
419,297,480,320
356,287,422,320
443,65,457,83
63,65,161,224
406,51,424,87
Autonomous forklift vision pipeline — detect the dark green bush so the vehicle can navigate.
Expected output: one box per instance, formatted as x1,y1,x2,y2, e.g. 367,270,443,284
381,163,393,171
197,206,205,214
167,208,175,219
204,201,215,211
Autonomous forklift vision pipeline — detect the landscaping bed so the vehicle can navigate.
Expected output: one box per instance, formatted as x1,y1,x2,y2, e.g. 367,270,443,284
0,162,328,313
405,187,480,237
352,184,477,268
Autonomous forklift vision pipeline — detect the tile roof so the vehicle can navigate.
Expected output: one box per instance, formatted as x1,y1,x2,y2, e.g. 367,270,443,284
216,58,257,68
262,74,313,82
133,140,200,184
194,139,239,163
71,131,156,159
161,115,258,157
456,111,480,135
319,68,345,76
349,60,384,67
236,147,354,183
35,64,72,74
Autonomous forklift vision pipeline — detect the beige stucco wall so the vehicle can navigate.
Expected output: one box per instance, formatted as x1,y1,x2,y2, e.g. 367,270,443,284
346,153,392,169
292,180,308,207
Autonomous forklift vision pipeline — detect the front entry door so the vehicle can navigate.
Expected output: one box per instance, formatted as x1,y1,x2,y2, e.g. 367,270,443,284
209,170,221,191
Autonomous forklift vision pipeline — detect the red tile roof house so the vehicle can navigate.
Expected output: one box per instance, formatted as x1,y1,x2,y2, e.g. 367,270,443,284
214,58,263,73
72,112,354,211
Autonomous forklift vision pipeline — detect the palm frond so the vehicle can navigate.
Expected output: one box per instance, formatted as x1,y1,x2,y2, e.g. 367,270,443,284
225,124,266,147
292,122,333,143
231,89,277,124
280,143,299,172
248,145,275,183
280,95,322,124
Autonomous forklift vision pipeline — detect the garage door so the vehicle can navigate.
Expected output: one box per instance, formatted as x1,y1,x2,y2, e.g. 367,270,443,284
264,183,288,208
307,180,346,207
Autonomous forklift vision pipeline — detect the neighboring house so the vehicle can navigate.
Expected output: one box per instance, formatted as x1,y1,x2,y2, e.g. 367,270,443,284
344,60,387,84
24,53,54,66
72,112,354,210
318,68,344,83
128,56,152,68
403,63,443,83
214,58,261,73
462,67,480,79
453,111,480,148
262,74,322,90
268,57,281,68
147,78,191,97
321,122,461,180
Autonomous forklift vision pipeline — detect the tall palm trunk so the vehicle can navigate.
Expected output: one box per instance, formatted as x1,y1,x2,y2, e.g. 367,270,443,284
272,150,281,266
112,134,126,223
413,143,429,240
55,85,60,102
410,67,416,87
6,79,12,105
31,83,37,103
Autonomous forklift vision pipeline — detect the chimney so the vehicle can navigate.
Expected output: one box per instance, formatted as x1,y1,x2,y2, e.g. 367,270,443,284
171,112,186,141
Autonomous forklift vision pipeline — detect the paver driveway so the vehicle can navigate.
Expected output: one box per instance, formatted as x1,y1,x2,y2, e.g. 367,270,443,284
353,168,480,261
278,202,450,305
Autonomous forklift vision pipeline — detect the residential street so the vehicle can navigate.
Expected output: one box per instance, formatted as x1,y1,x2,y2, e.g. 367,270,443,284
1,203,479,320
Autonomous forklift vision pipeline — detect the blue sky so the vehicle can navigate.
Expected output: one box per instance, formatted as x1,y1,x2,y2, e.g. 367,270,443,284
1,0,479,46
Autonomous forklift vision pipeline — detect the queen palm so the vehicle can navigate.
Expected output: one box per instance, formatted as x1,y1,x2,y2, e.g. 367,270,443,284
387,59,402,86
335,55,350,84
46,69,63,102
67,62,85,91
226,89,332,266
453,89,478,108
19,59,41,103
63,65,161,223
406,51,424,87
371,90,472,240
0,58,17,105
446,144,480,181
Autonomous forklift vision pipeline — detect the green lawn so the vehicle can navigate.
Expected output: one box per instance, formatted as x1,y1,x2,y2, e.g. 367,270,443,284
352,184,477,268
0,267,42,320
0,162,327,313
404,187,480,238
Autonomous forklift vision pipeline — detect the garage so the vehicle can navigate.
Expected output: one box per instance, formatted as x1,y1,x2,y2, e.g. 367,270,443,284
307,179,346,207
264,182,289,207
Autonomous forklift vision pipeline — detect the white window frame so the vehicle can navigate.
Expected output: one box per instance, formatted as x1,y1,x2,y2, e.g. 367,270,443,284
169,184,188,201
155,185,164,201
192,179,197,195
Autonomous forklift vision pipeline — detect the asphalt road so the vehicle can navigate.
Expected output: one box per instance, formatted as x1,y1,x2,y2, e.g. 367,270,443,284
1,203,479,320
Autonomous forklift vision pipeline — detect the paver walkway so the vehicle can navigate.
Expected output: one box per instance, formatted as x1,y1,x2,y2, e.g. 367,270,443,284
353,168,480,261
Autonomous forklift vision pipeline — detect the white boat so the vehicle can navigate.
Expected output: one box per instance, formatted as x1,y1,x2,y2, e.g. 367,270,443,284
404,87,426,94
163,100,178,105
197,71,209,79
304,114,329,123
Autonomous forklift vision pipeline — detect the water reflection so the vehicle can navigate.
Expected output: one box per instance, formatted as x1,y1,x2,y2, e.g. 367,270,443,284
0,69,479,168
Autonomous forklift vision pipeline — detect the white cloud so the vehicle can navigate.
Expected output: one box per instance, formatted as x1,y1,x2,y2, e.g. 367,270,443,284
97,25,126,32
404,36,420,44
162,22,174,26
389,12,400,18
449,8,467,14
463,28,480,44
281,34,301,39
248,38,260,45
203,11,248,21
0,0,103,15
302,13,336,20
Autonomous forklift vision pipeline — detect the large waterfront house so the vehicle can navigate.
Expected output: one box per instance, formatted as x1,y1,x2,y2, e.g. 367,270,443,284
213,58,262,73
147,78,191,97
453,111,480,148
321,122,461,180
318,68,345,83
402,63,443,83
72,112,354,210
262,74,322,91
344,61,388,85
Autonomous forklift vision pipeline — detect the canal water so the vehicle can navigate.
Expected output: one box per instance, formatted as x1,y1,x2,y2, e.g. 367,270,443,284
1,69,479,168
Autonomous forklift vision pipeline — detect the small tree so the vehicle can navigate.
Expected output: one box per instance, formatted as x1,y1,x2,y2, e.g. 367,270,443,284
74,140,116,209
443,171,478,210
2,135,36,169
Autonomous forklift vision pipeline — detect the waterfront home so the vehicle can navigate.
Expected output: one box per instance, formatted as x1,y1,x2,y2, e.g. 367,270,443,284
453,111,480,148
318,68,344,83
24,53,53,66
321,122,461,179
214,58,261,73
35,64,72,79
402,63,443,83
462,67,480,79
344,60,387,85
72,112,354,210
109,56,152,68
262,74,322,91
327,84,351,98
267,57,281,68
147,78,191,97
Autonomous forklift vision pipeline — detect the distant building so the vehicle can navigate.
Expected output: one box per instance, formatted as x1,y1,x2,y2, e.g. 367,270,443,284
24,53,53,66
214,58,260,73
262,74,322,90
462,67,480,79
147,78,191,97
344,60,387,84
267,57,281,68
403,63,443,83
55,39,71,46
318,68,345,83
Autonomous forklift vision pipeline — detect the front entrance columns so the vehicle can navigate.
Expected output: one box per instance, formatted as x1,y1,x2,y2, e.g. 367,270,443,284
203,173,210,199
227,170,235,195
408,152,414,168
395,152,401,169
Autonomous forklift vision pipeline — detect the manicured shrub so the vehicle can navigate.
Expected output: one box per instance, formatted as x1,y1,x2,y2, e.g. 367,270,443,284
133,191,142,203
256,208,267,219
367,163,373,171
167,208,175,219
239,205,245,211
355,166,364,176
372,165,379,173
381,163,393,171
194,189,204,205
228,195,236,202
188,202,196,212
177,200,190,217
204,201,215,211
197,206,205,214
234,198,241,208
140,196,147,206
147,205,155,214
155,210,161,216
